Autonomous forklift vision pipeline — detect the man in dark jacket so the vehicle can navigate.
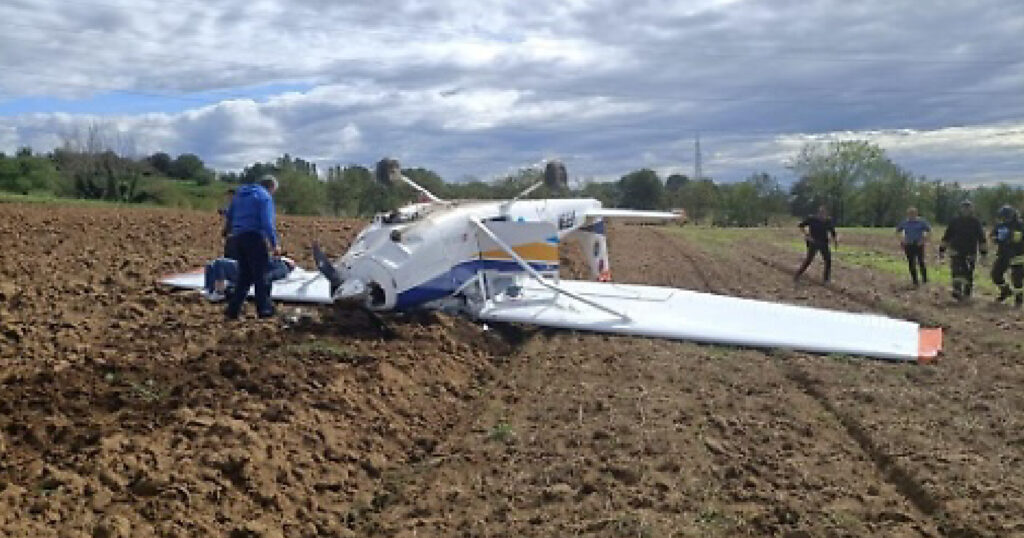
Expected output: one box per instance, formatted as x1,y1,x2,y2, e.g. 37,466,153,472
795,205,837,283
939,200,987,301
224,175,281,319
990,205,1024,307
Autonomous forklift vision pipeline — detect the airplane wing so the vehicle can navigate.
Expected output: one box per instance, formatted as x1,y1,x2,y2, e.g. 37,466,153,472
475,278,941,362
584,208,681,220
159,267,334,304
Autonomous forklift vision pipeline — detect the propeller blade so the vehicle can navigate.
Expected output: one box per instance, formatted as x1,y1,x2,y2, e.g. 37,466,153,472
312,242,343,295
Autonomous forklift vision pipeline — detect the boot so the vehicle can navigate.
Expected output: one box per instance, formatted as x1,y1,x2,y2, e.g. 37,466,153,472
1016,293,1023,308
997,285,1012,303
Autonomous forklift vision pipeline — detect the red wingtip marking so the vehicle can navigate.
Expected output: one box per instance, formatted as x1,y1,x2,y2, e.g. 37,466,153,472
917,328,943,364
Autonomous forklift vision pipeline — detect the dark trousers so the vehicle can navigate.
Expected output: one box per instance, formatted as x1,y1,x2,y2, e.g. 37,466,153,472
796,241,831,282
950,254,976,298
991,255,1024,302
903,243,927,285
223,235,240,260
225,232,274,318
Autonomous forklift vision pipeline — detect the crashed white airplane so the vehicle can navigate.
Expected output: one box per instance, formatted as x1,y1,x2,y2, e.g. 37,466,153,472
161,159,942,362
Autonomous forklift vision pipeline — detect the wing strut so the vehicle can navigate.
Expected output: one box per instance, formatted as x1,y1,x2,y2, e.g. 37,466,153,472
399,174,445,203
469,217,630,321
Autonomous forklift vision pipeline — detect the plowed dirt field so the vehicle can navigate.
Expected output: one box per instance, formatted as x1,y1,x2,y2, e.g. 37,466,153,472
1,203,1021,537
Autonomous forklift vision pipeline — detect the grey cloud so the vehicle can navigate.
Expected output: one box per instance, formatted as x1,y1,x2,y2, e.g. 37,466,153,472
0,0,1021,184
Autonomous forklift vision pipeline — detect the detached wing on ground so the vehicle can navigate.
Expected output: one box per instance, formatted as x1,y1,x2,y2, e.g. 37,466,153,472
476,279,942,362
159,268,334,304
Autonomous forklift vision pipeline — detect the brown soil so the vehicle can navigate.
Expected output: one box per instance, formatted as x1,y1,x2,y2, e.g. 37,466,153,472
0,205,1021,537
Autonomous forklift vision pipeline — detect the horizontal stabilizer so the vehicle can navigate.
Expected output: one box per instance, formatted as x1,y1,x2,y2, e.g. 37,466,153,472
585,208,681,220
477,279,940,362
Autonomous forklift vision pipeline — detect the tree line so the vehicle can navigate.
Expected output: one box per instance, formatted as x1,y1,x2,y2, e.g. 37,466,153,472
2,135,1022,226
0,125,220,208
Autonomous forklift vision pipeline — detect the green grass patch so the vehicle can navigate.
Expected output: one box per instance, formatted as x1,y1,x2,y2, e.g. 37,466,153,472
0,191,157,208
782,240,997,294
0,178,229,211
486,422,516,443
834,226,900,236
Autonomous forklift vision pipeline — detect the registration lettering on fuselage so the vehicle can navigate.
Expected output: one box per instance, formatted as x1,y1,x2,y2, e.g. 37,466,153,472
557,211,576,230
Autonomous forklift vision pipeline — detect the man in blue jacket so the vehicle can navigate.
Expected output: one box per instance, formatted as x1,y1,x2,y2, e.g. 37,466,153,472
224,175,281,319
896,206,931,286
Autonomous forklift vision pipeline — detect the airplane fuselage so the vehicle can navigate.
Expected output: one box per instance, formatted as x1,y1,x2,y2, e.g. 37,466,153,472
336,198,607,310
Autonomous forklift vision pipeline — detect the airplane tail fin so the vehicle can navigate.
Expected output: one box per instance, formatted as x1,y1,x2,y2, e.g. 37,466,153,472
574,219,611,281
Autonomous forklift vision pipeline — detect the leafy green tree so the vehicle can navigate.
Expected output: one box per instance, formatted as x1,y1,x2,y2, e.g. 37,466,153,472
971,184,1024,224
665,173,690,192
325,165,372,215
146,152,172,175
854,165,916,226
579,180,618,207
168,153,206,180
618,168,663,209
675,179,719,222
358,182,401,214
714,173,787,226
402,167,445,198
788,176,819,218
274,168,325,215
241,162,278,183
915,180,967,224
0,155,21,193
492,168,545,199
789,140,890,225
0,151,61,195
446,180,497,200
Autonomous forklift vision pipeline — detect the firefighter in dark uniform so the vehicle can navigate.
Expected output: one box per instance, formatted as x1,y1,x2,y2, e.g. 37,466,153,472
939,200,987,301
794,205,838,283
990,205,1024,307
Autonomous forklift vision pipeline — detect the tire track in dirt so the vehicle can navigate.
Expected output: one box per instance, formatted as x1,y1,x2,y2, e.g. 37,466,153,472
606,226,939,534
690,233,956,531
779,362,982,538
651,227,1024,536
644,228,969,537
361,329,943,536
602,224,719,293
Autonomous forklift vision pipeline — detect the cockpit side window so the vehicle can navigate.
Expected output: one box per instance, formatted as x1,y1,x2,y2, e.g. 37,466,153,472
381,210,420,225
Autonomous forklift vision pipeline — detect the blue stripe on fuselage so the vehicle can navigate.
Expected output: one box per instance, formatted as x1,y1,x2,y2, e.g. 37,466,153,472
395,259,558,309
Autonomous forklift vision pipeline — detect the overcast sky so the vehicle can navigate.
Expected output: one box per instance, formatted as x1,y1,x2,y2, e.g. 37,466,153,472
1,0,1022,185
